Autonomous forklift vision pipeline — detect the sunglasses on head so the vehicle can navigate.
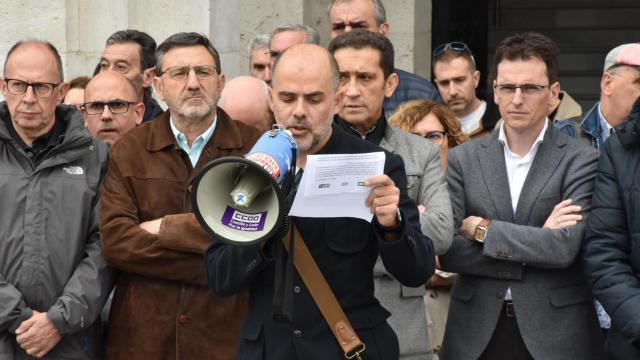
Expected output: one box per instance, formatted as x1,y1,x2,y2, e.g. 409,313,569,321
432,42,476,65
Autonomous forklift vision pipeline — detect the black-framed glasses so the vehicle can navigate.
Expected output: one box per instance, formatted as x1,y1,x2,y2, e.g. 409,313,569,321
4,78,61,98
159,65,217,81
414,130,447,147
82,100,137,115
432,42,476,65
494,83,549,98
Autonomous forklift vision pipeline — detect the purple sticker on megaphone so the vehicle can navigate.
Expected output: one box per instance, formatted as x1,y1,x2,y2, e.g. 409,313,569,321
221,206,267,231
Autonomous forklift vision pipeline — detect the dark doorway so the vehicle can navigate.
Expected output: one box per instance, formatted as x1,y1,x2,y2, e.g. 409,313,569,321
433,0,640,111
432,0,491,100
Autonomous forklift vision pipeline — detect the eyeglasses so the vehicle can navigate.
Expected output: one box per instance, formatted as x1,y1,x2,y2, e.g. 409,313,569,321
414,130,447,147
494,83,549,98
4,78,61,98
159,65,217,81
82,100,137,115
432,42,476,66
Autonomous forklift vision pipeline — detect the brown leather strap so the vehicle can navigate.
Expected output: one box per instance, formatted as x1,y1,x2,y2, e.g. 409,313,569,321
282,224,365,358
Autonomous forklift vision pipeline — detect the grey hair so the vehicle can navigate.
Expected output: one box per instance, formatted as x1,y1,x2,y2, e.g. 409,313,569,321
270,24,320,45
4,39,64,81
327,0,387,25
248,33,271,55
155,32,221,74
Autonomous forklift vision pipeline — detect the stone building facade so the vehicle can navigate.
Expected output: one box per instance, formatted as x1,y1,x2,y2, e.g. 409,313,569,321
0,0,433,82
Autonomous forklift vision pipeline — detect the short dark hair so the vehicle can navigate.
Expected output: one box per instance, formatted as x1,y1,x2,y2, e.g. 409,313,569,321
491,32,560,84
106,29,157,71
4,40,64,81
327,29,394,80
155,32,221,74
433,46,477,72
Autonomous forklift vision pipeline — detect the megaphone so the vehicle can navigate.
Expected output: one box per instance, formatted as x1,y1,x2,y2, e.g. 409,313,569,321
192,128,299,246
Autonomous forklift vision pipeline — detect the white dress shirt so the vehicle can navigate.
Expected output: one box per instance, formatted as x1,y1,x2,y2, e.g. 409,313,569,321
497,119,549,299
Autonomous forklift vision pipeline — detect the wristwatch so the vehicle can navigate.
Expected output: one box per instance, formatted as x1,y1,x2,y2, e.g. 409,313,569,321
473,218,491,243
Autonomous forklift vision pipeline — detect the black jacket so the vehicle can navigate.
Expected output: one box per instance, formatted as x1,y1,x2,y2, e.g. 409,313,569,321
584,98,640,358
205,125,434,359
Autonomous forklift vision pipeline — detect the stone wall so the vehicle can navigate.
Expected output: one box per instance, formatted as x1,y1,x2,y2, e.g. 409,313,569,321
0,0,432,82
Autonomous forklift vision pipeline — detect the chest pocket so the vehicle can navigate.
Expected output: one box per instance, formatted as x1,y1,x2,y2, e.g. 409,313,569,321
130,177,186,220
326,218,370,254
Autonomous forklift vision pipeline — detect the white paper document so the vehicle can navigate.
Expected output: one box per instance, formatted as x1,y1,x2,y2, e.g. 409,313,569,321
288,152,385,221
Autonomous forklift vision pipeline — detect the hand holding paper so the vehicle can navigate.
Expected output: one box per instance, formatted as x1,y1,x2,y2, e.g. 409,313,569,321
289,152,386,221
364,175,400,227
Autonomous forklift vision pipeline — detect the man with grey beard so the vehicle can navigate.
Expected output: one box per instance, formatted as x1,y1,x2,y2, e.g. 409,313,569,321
99,32,260,359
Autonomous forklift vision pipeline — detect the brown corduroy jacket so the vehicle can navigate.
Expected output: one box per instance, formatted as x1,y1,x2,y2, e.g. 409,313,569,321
100,108,260,359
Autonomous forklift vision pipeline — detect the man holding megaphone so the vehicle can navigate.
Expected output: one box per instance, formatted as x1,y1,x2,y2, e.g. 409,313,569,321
205,44,435,360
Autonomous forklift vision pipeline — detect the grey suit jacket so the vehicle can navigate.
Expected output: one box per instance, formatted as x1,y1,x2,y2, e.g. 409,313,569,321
440,123,604,360
375,124,454,359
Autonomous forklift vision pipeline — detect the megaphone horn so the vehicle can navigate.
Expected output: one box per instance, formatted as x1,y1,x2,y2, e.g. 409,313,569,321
192,128,298,246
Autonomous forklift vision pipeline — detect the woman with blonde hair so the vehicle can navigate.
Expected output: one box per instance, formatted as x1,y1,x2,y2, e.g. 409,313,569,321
390,99,467,357
390,99,468,169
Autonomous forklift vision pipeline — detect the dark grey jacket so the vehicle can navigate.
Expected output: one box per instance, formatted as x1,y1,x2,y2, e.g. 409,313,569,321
440,123,604,360
584,99,640,358
0,103,114,359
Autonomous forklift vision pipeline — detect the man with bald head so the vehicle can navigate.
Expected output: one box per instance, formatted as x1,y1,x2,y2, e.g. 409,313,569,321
82,71,144,145
206,44,434,360
0,40,113,359
219,75,273,132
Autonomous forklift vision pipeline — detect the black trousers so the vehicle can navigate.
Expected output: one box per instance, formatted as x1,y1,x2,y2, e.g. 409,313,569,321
478,301,534,360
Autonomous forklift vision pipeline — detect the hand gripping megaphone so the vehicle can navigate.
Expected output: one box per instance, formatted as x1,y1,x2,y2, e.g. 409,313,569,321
192,128,299,246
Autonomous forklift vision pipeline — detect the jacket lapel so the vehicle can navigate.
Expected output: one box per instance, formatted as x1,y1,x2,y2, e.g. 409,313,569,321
378,125,395,153
514,125,566,224
196,108,247,169
477,133,515,223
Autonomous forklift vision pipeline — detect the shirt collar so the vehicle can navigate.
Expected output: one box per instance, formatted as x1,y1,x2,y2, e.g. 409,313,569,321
597,103,613,137
169,115,217,150
334,112,387,146
498,118,548,159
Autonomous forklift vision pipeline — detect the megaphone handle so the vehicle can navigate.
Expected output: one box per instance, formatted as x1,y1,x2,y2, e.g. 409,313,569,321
283,146,298,219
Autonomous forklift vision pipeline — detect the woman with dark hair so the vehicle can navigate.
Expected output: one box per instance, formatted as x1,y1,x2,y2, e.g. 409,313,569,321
390,99,468,357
